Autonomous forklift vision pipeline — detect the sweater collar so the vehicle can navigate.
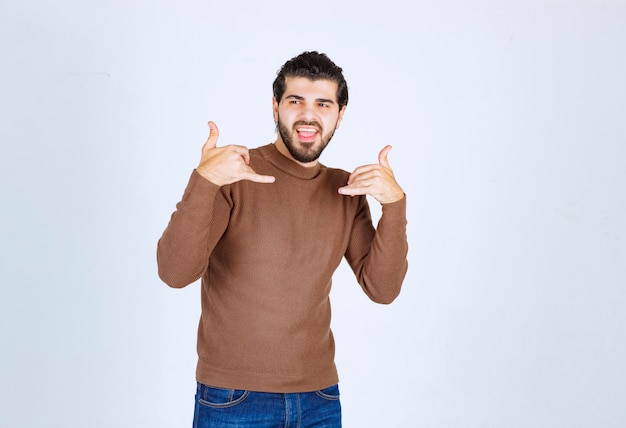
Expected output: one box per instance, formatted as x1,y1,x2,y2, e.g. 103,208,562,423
259,144,322,180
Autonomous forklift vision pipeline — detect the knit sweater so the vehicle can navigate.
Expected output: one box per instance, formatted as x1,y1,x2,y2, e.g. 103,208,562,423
157,143,408,393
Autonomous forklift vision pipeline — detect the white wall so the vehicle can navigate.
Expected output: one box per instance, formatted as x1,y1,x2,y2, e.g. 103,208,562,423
1,1,625,427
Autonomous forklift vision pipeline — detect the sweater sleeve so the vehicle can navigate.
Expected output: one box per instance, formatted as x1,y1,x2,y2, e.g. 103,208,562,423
345,195,409,304
157,170,232,288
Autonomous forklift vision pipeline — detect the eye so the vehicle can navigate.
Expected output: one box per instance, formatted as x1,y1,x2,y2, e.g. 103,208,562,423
289,99,300,105
318,102,329,108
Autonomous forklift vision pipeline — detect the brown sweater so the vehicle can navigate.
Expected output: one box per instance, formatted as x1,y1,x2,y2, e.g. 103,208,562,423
157,143,408,393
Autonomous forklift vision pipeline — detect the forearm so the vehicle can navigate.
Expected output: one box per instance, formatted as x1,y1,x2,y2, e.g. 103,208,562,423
157,170,226,288
349,196,409,304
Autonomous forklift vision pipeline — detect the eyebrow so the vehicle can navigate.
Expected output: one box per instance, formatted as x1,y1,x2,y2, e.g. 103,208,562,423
285,95,336,105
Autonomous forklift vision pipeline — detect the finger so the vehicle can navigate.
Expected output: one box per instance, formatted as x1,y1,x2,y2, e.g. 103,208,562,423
378,145,392,169
347,164,381,184
241,169,276,184
210,144,251,165
350,166,384,180
229,144,251,165
338,184,368,197
204,121,220,149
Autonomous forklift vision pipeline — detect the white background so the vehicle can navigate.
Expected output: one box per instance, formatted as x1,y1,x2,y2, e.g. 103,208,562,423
1,1,625,427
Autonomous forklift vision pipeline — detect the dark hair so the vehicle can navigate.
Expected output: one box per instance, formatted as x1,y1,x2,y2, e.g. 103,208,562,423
273,51,349,109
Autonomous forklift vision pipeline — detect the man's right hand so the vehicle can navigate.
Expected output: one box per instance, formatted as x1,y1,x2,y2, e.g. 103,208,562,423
196,121,276,186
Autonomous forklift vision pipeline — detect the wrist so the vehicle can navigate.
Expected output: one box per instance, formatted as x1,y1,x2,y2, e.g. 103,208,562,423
380,190,405,205
195,167,224,186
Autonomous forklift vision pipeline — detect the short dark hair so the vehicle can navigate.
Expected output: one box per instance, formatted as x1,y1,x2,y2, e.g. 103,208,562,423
273,51,349,109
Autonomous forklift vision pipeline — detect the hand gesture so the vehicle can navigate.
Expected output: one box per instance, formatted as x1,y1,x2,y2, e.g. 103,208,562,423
196,121,275,186
338,145,404,204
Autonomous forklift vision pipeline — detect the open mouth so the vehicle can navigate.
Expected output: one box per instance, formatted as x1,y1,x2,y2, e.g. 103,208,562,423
296,125,320,142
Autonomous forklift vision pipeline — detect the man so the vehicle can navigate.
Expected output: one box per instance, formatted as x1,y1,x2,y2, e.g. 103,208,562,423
157,51,408,427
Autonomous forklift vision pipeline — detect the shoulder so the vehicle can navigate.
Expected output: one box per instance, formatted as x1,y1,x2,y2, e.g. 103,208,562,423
250,144,273,161
247,144,276,174
319,164,350,185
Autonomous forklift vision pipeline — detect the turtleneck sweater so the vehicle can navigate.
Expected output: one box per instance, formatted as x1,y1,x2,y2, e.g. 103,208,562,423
157,143,408,393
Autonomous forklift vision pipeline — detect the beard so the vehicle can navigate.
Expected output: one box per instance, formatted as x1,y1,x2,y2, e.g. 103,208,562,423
277,116,337,163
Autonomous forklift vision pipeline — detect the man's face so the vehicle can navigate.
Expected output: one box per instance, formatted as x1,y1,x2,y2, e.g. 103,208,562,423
273,77,346,165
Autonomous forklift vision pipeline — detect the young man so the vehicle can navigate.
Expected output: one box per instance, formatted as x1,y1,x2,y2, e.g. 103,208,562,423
157,51,408,427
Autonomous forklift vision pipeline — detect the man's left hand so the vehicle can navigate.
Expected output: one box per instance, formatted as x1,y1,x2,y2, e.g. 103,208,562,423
338,145,405,204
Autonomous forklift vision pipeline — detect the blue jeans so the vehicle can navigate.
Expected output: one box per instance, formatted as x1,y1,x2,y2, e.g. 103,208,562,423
193,382,342,428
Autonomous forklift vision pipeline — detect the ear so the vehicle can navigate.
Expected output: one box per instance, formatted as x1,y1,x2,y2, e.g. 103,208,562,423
272,97,279,123
335,105,347,129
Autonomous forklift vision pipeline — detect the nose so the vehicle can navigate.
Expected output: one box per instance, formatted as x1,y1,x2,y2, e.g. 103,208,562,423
299,101,318,122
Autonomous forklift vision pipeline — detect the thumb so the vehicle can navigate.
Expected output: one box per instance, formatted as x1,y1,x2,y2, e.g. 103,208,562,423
378,145,392,169
204,121,220,149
